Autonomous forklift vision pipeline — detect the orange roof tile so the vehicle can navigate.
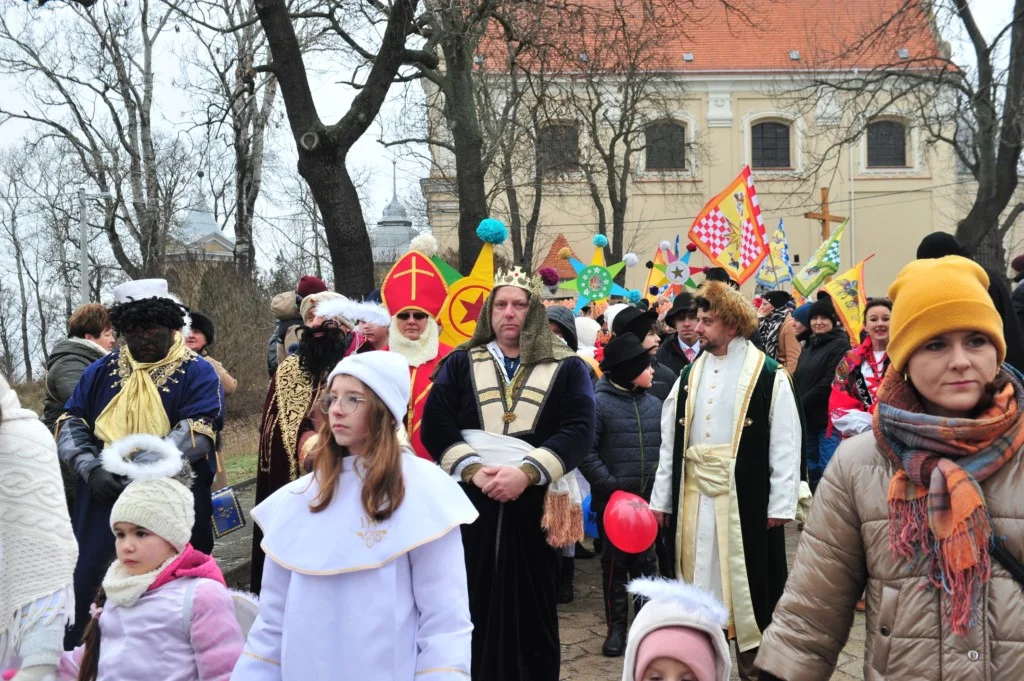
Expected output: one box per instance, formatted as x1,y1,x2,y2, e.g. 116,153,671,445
539,234,579,279
478,0,943,75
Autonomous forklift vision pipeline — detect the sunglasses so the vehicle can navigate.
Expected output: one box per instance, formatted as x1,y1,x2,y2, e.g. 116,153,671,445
397,311,428,321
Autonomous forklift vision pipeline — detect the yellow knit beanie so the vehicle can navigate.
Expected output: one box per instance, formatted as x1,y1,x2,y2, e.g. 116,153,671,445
887,255,1005,371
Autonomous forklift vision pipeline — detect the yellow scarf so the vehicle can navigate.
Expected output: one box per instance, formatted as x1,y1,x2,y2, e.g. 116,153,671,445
94,333,189,444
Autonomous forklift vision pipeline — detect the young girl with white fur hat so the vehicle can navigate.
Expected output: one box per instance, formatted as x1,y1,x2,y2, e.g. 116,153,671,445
233,351,478,681
621,578,732,681
56,443,243,681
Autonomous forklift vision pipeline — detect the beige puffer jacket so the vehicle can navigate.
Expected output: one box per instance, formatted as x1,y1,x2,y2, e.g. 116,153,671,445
756,431,1024,681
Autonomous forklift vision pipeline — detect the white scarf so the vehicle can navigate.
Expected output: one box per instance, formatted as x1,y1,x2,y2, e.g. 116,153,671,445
0,377,78,667
101,554,179,608
388,316,440,367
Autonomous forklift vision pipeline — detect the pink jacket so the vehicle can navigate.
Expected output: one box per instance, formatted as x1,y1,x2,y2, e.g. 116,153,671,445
59,547,243,681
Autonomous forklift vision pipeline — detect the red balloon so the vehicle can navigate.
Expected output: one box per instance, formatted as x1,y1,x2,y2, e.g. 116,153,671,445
602,490,658,554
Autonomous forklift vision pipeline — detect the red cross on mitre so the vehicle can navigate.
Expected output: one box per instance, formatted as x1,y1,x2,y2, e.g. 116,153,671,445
382,251,449,319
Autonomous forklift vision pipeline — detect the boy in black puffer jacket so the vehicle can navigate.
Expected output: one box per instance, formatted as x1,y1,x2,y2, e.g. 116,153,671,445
580,333,662,658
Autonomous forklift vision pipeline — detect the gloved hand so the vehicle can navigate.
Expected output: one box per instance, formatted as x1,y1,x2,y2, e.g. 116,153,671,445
87,467,126,505
11,664,57,681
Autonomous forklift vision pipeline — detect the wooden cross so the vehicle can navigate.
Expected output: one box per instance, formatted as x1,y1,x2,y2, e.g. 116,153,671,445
393,255,436,298
804,187,846,240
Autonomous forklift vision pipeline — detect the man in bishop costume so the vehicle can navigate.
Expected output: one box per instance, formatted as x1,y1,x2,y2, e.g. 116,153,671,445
381,235,453,460
422,266,596,681
56,278,224,646
251,289,352,591
649,280,802,681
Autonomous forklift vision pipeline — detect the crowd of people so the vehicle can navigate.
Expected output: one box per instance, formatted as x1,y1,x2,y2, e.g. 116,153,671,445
0,230,1022,681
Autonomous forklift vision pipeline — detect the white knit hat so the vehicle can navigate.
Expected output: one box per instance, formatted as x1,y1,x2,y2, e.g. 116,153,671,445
103,434,195,552
110,477,195,552
326,351,410,426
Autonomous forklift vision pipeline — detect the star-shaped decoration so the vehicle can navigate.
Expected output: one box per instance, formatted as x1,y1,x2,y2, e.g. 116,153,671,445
654,248,697,292
459,292,485,324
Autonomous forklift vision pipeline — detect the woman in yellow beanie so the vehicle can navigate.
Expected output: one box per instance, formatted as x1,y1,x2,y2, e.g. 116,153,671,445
755,255,1024,681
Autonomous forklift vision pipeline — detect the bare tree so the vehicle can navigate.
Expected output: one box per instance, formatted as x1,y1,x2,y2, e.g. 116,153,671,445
0,1,194,277
774,0,1024,272
0,151,34,379
248,0,432,296
169,0,284,276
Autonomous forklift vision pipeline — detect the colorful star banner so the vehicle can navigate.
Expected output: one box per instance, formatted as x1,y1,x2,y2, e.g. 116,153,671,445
562,234,630,314
793,220,846,297
438,219,506,347
687,166,768,285
756,219,795,289
821,254,874,344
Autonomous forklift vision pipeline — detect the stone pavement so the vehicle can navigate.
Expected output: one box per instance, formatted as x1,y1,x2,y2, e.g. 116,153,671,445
214,482,866,680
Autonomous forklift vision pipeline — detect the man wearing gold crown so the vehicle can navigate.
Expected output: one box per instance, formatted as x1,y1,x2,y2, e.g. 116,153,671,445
422,266,597,681
381,236,453,460
55,278,224,646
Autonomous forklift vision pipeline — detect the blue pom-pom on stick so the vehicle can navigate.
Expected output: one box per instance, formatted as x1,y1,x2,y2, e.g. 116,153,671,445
593,233,609,248
626,289,642,304
476,218,508,245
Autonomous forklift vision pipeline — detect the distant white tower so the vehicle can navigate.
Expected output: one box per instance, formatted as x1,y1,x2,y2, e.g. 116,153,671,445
370,162,418,264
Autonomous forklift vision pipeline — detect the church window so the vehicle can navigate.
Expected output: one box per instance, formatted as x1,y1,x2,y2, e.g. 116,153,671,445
536,123,580,174
867,120,907,167
645,121,687,171
751,121,791,169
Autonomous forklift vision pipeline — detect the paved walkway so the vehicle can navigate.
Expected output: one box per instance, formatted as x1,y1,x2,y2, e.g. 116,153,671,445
214,484,866,680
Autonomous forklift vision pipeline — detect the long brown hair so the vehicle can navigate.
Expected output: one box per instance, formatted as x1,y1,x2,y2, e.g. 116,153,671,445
309,385,406,520
77,586,107,681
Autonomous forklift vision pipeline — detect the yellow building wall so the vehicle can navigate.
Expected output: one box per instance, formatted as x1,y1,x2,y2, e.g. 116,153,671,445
423,80,964,298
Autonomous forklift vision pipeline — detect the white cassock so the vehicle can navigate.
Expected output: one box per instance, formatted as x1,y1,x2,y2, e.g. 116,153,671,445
232,452,478,681
650,337,801,603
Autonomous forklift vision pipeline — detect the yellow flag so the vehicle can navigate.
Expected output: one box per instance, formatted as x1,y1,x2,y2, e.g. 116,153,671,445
822,255,874,344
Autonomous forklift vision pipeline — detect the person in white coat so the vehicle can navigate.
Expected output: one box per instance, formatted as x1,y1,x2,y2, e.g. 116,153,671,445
232,351,478,681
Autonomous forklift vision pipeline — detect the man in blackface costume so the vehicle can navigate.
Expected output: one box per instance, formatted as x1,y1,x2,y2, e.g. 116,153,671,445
381,235,453,460
649,280,801,681
56,279,224,646
422,267,596,681
250,290,351,592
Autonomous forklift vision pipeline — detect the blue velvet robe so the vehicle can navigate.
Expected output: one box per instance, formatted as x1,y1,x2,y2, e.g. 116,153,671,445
58,349,223,647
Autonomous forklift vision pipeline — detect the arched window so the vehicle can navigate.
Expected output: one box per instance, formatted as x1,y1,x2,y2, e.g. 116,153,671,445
536,123,580,174
645,121,687,171
751,121,791,169
867,120,907,167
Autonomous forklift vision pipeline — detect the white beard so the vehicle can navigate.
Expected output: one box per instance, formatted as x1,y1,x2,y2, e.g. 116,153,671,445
389,316,440,367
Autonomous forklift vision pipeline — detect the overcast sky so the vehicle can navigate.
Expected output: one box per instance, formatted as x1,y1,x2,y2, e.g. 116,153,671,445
0,0,1014,269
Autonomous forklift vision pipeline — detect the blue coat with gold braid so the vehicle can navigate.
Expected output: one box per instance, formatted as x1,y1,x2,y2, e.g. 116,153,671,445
56,337,223,646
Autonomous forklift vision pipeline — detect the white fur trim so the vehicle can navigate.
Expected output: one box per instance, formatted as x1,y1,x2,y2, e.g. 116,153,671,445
312,295,357,325
627,577,729,627
101,435,185,481
409,233,439,257
353,302,392,327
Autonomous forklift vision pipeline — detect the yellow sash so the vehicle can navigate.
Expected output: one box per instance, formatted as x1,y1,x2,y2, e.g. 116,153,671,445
676,342,764,652
94,334,188,444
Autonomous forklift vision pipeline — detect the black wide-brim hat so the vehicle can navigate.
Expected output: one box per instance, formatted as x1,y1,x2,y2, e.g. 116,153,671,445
599,332,651,379
611,306,658,339
665,292,697,325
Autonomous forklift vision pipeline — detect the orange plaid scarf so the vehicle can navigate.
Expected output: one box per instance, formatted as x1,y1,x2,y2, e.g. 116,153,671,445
873,368,1024,635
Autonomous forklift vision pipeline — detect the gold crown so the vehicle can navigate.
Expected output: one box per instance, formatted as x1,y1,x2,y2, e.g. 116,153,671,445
494,266,542,294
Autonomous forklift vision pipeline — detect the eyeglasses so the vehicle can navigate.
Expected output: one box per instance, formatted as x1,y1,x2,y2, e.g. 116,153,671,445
396,311,428,321
318,394,367,414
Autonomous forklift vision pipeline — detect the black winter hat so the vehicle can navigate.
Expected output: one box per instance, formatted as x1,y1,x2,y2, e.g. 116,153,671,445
808,297,838,325
664,292,697,326
189,311,215,346
916,231,968,259
611,305,658,339
600,333,651,384
546,306,579,352
763,290,792,309
704,267,739,289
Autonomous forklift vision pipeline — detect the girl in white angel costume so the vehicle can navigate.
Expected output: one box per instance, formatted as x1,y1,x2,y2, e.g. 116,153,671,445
232,351,478,681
